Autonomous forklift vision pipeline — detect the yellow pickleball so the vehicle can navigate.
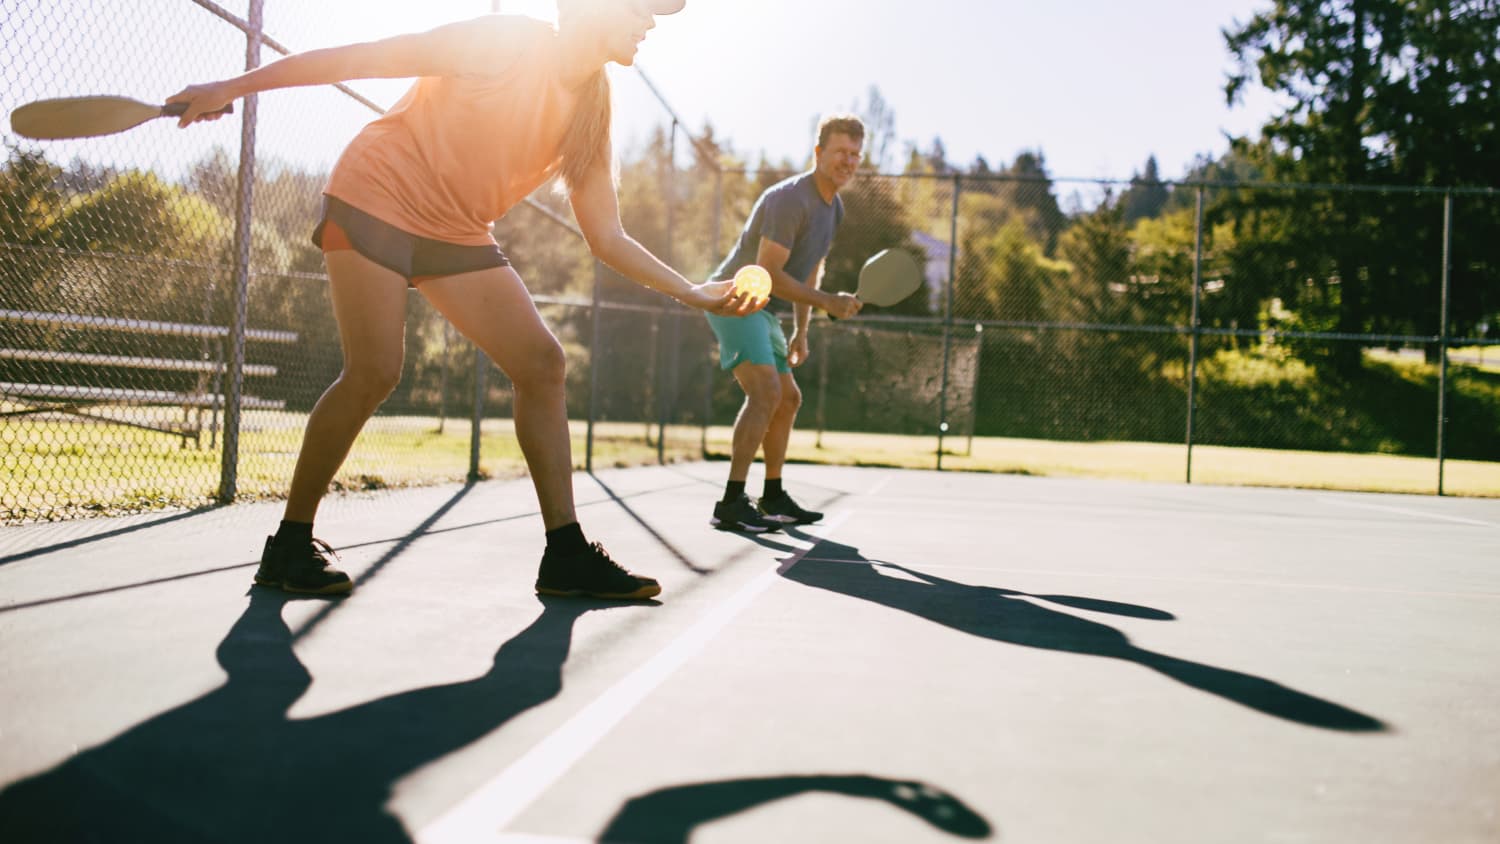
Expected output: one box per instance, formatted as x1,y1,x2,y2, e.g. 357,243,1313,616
732,264,772,302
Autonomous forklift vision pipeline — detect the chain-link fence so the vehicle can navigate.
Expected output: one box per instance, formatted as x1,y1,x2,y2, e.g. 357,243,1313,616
1,0,729,523
734,170,1497,496
3,2,1497,524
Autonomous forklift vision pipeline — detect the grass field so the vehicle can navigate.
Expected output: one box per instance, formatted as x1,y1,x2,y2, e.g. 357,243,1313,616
766,428,1498,498
4,408,1495,524
1445,345,1499,373
1,412,700,523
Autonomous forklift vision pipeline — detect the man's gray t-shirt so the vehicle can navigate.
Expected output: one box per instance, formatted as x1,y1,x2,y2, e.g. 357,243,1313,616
711,172,844,314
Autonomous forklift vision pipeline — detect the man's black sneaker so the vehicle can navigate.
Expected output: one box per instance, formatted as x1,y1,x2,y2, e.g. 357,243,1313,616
254,536,353,595
535,541,661,600
758,491,823,525
711,494,781,533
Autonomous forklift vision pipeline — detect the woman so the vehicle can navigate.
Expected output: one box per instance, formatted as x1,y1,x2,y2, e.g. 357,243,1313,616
169,0,758,601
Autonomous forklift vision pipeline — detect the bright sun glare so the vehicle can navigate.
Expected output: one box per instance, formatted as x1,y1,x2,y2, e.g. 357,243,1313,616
493,1,558,21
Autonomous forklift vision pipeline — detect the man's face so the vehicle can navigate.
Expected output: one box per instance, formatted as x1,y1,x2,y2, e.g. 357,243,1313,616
815,132,863,191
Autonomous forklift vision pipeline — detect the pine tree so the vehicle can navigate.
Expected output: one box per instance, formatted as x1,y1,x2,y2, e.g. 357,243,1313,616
1224,0,1500,370
1121,155,1170,225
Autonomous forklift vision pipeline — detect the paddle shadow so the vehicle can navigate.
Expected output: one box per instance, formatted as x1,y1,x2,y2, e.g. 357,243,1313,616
779,538,1386,732
0,589,644,843
600,773,991,843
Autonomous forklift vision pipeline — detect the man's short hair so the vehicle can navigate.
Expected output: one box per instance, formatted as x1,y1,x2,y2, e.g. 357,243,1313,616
816,114,866,149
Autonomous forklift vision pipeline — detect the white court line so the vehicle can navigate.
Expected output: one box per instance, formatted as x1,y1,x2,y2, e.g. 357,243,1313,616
417,511,853,844
1317,496,1499,528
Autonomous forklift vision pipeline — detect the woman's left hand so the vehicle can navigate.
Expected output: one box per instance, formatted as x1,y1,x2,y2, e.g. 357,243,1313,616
682,279,765,317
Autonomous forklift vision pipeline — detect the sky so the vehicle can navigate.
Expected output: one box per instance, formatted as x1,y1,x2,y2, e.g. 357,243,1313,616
3,0,1286,184
505,0,1286,181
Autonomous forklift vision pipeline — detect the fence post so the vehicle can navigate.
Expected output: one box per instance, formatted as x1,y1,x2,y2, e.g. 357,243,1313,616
217,0,262,504
587,260,603,473
936,173,961,470
815,328,830,448
646,312,660,446
967,323,983,456
701,351,714,457
1185,185,1204,484
658,121,678,464
702,168,723,455
437,322,450,434
1436,191,1452,496
197,281,220,450
663,313,682,462
468,346,486,482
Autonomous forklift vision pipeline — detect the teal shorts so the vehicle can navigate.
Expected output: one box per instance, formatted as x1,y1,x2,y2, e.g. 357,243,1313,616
705,310,790,374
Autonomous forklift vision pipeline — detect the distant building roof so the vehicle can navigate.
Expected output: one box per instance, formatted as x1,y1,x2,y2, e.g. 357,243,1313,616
909,230,953,313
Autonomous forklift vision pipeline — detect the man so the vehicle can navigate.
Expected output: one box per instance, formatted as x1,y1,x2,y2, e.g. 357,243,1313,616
705,114,865,533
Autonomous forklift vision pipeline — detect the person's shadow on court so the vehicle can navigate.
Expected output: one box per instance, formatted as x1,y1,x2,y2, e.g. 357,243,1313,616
0,589,633,843
778,537,1386,732
599,773,993,843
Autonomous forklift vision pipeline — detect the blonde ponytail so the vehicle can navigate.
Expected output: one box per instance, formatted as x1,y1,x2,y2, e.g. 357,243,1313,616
557,68,612,194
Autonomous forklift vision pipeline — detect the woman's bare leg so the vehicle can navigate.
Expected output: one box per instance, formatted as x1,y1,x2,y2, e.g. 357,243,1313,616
419,267,576,530
282,250,410,523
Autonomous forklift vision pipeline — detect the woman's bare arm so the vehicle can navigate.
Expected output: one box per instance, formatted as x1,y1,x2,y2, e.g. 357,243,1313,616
167,15,517,125
569,154,761,317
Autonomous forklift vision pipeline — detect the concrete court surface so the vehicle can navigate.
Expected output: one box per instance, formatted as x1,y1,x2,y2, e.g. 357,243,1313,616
0,462,1497,843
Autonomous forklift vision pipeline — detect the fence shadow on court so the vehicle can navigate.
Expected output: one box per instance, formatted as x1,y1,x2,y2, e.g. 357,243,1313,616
0,506,224,568
776,535,1386,733
0,589,644,843
599,773,993,843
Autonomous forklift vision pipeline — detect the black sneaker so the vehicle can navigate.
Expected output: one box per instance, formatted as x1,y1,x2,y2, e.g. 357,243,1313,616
711,494,781,533
758,491,823,525
254,536,353,595
535,541,661,600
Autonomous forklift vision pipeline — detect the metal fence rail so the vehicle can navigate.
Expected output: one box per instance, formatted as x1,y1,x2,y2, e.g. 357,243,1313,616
2,1,1497,524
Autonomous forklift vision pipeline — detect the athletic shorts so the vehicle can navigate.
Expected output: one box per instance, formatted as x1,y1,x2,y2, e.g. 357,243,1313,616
312,196,510,287
705,309,790,374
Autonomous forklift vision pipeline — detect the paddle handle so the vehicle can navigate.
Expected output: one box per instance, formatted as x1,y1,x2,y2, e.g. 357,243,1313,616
162,102,234,119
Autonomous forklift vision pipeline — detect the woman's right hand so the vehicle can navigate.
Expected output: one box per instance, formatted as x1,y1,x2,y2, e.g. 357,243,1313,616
165,82,238,128
682,279,766,317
